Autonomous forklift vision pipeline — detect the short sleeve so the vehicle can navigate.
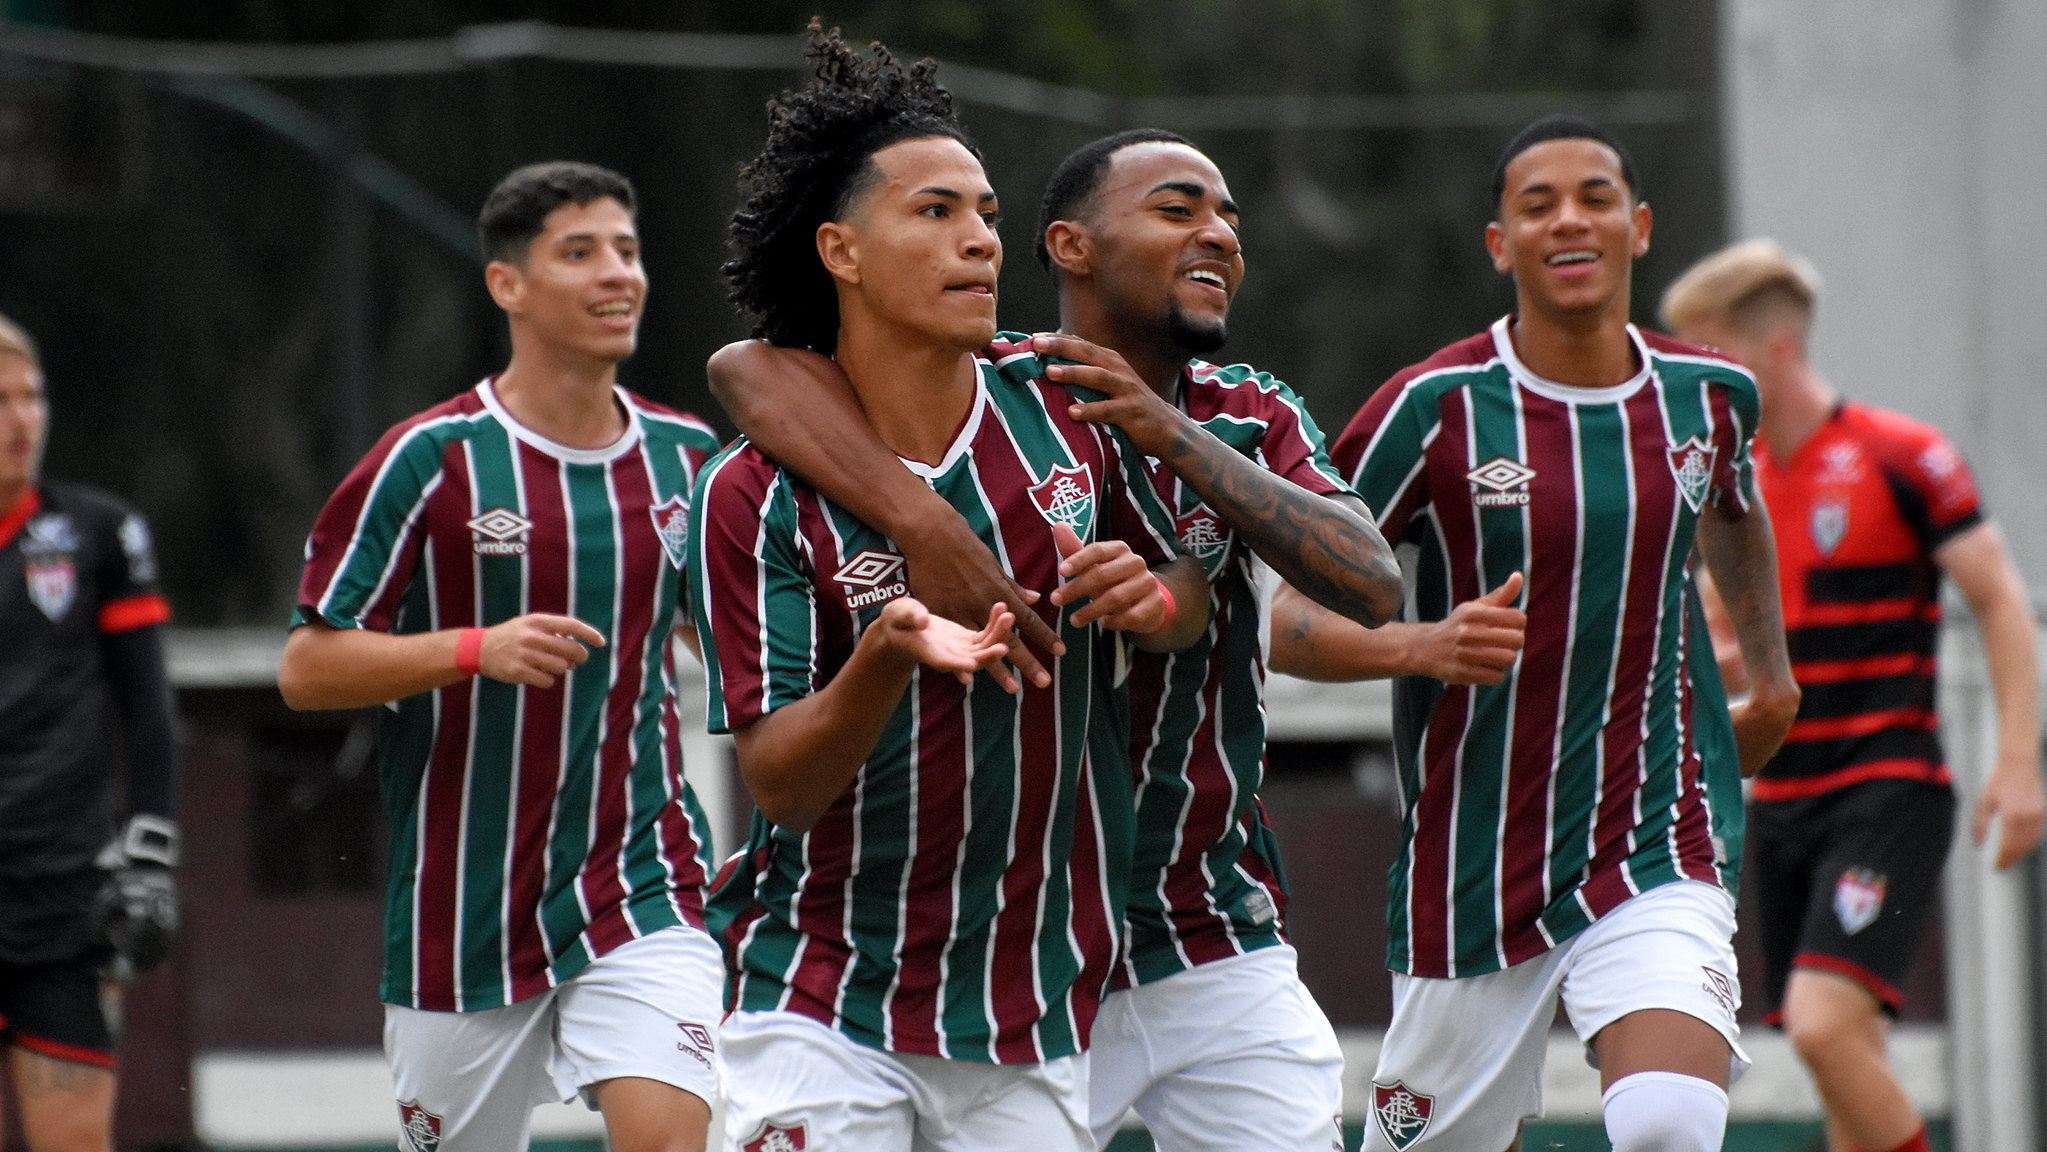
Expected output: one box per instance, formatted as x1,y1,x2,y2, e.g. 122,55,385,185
292,424,445,633
688,451,822,735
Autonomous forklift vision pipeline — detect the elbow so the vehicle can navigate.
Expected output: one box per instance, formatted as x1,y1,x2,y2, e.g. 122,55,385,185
275,662,329,711
751,787,823,834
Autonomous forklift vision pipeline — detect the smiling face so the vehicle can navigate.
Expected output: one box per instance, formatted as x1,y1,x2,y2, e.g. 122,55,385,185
487,196,645,364
1486,137,1650,325
1073,141,1243,355
823,135,1002,354
0,352,47,504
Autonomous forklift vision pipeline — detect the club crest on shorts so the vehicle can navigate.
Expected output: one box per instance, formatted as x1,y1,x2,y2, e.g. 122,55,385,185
1834,867,1887,935
743,1121,807,1152
1810,499,1849,556
1028,462,1095,537
1667,436,1717,514
396,1101,443,1152
1372,1081,1434,1150
649,495,691,570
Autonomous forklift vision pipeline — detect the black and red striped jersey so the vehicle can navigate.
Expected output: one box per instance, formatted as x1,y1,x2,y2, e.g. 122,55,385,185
1751,402,1983,801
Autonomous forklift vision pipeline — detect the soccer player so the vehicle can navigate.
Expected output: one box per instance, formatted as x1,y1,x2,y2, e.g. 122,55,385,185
1662,239,2045,1152
0,311,180,1152
1331,116,1802,1152
709,123,1407,1149
276,163,722,1152
691,30,1209,1152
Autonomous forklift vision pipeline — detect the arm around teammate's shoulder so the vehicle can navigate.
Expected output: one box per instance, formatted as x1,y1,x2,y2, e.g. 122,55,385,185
1936,521,2046,868
277,614,606,710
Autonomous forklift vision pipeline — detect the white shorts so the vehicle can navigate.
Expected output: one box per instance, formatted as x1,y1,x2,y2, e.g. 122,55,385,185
1086,946,1344,1151
1362,880,1748,1152
384,925,724,1152
720,1010,1091,1152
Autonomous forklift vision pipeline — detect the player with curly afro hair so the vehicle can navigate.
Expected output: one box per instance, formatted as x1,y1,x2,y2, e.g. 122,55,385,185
723,21,979,354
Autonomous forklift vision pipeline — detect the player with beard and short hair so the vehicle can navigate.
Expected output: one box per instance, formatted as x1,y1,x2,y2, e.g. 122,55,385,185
709,122,1406,1150
0,310,180,1152
279,161,723,1152
693,27,1209,1152
1325,115,1801,1152
1663,239,2044,1152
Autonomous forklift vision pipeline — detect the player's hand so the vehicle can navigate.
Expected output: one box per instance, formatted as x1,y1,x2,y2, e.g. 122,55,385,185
478,614,606,689
1046,522,1167,633
92,815,180,982
1729,678,1800,778
1417,572,1526,685
1973,753,2047,869
874,597,1015,688
898,517,1062,690
1032,332,1187,459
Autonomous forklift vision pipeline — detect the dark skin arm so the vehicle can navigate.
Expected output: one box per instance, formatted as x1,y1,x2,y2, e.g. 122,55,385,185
1695,501,1801,776
1030,332,1403,629
707,340,1063,689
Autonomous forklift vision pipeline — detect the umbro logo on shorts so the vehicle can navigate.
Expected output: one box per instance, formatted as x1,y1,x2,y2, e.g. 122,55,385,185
1372,1081,1434,1150
676,1021,715,1068
743,1121,807,1152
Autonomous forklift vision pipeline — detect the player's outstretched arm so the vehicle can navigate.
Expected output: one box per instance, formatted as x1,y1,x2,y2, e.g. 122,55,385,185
1270,572,1525,683
1937,522,2046,868
1696,503,1800,776
1035,332,1402,629
708,339,1061,688
1044,523,1209,652
732,599,1012,832
277,614,606,710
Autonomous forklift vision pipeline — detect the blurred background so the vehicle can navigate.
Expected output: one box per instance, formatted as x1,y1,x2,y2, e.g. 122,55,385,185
1,1,2040,1150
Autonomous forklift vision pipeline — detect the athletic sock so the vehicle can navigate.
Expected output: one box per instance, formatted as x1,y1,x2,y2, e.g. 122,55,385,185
1600,1070,1728,1152
1869,1125,1931,1152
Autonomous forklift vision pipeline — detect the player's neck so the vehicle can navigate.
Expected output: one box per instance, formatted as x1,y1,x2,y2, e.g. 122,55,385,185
1759,365,1838,460
834,320,978,466
1507,307,1638,389
1060,299,1189,404
492,346,627,451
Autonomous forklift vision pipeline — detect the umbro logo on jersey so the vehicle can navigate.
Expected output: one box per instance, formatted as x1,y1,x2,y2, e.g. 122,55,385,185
1028,462,1096,536
1467,457,1534,507
1371,1081,1434,1150
649,495,690,570
834,549,908,610
467,507,532,556
1667,436,1717,513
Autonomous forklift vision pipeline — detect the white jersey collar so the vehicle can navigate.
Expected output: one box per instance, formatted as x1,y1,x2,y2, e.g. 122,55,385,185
1489,316,1653,405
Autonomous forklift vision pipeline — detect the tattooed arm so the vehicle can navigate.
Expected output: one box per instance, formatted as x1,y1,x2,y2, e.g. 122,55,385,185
1033,332,1402,628
1695,502,1800,776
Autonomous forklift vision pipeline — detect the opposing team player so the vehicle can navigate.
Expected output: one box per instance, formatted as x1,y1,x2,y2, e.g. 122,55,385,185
1662,240,2044,1152
692,31,1209,1152
277,163,723,1152
1332,116,1802,1152
710,125,1405,1150
0,312,180,1152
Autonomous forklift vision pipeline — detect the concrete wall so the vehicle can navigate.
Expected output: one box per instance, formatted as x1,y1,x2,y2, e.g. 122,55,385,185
1719,0,2047,579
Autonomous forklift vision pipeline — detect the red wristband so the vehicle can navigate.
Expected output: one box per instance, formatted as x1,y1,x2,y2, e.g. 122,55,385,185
1149,575,1177,633
454,627,486,677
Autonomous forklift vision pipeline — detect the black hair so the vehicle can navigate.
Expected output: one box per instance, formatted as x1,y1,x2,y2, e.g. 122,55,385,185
476,161,637,265
1034,128,1191,273
723,22,977,353
1490,114,1641,207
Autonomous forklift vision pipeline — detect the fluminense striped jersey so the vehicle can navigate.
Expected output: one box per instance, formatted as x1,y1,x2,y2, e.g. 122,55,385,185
1749,402,1982,801
1330,318,1759,979
690,341,1181,1064
1100,353,1354,988
293,379,722,1012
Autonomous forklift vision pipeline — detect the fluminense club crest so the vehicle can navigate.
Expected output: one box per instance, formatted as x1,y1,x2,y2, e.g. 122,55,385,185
649,495,691,570
1177,504,1231,572
397,1101,443,1152
1373,1081,1435,1150
1834,867,1887,935
1667,436,1717,514
743,1122,807,1152
1028,462,1096,536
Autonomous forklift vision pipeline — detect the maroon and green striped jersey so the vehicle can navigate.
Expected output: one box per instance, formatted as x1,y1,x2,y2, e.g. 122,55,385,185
1107,356,1354,988
690,341,1181,1064
1330,319,1759,979
293,380,721,1012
